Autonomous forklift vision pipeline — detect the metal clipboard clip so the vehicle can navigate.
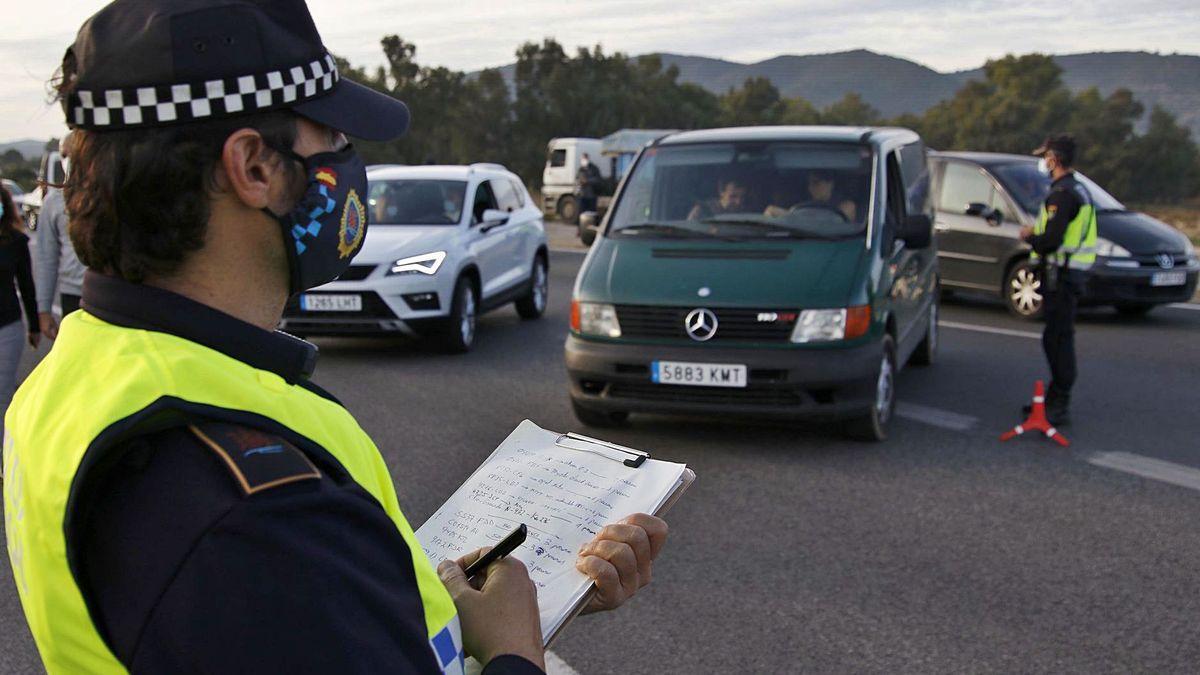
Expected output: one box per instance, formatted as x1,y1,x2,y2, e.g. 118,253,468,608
555,432,649,468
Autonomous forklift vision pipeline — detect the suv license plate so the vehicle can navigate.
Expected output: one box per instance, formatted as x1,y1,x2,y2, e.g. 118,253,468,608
653,361,747,388
1151,271,1186,287
300,294,362,312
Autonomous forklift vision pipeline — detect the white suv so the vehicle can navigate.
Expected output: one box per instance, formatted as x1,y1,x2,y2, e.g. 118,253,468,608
281,164,549,352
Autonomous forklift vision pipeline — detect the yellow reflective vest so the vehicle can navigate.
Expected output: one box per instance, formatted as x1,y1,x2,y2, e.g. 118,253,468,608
4,310,462,674
1031,177,1098,270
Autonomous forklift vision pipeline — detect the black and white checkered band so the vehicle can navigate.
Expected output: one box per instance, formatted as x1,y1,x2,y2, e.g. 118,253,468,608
68,53,339,129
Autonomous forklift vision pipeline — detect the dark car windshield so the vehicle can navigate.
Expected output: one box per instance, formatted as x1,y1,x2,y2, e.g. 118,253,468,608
608,142,873,240
368,179,467,225
992,161,1124,215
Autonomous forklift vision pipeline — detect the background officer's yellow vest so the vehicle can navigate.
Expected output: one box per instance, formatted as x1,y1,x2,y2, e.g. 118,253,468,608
1031,180,1098,270
4,311,463,674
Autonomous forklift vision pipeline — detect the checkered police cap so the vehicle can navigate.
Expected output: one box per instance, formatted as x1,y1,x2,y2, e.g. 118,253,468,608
64,0,409,141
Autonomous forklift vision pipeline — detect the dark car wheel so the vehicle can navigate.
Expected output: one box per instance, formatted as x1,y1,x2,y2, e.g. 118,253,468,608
571,400,628,428
1114,302,1155,317
1005,258,1044,320
438,276,477,353
515,255,548,320
845,335,896,442
557,195,579,224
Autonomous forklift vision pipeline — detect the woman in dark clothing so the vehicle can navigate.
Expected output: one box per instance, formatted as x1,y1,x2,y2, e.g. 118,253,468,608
0,185,40,428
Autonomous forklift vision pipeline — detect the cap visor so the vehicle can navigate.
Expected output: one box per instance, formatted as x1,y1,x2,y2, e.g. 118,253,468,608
294,79,409,141
1031,144,1048,156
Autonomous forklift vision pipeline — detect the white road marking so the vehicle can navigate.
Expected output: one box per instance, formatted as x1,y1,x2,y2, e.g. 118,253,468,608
896,402,979,432
546,650,583,675
1167,302,1200,312
939,321,1041,340
1087,451,1200,492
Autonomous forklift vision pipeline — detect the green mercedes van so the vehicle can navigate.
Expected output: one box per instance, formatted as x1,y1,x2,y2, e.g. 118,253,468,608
565,127,939,440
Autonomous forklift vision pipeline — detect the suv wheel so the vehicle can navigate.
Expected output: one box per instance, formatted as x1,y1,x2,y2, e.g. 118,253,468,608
557,195,579,224
911,294,938,366
1005,259,1044,320
439,276,477,353
515,255,548,320
845,335,896,442
571,400,628,427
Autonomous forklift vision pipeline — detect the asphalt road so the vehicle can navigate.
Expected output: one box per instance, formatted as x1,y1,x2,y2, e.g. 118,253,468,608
3,249,1200,673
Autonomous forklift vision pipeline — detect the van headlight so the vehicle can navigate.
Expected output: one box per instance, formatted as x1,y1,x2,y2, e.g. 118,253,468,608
571,301,621,338
790,306,871,343
388,251,446,276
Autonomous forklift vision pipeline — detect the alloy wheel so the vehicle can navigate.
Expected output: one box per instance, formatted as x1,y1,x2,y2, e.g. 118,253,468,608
1010,267,1043,316
875,352,894,424
460,286,476,346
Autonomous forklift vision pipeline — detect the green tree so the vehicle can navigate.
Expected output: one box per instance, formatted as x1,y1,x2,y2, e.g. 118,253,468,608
1123,107,1200,202
820,93,880,125
718,77,783,126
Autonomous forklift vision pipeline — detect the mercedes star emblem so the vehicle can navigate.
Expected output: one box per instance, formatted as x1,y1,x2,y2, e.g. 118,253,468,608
685,308,718,341
1157,253,1175,270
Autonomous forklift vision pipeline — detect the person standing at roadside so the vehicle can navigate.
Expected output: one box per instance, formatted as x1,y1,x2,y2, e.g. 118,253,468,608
575,153,602,215
34,131,86,339
0,184,40,428
1019,134,1096,426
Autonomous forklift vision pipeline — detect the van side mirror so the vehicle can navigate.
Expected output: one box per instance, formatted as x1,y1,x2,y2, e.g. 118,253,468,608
899,214,932,249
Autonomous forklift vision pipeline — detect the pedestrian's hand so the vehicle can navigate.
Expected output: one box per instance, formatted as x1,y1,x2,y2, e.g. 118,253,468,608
1018,225,1033,241
438,548,544,670
38,312,58,340
577,513,668,614
27,332,40,349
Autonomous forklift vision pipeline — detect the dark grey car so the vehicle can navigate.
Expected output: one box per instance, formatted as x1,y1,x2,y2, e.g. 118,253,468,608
930,151,1199,318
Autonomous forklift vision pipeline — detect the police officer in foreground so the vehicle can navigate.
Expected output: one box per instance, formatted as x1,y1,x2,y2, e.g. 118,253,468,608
1019,134,1097,426
3,1,667,672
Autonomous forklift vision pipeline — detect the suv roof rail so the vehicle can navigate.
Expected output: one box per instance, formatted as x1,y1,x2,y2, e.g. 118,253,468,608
469,162,507,173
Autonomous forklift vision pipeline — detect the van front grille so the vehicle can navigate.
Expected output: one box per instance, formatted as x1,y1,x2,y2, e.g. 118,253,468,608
615,305,796,343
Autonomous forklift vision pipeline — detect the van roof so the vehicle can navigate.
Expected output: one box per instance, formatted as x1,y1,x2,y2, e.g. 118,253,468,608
657,125,919,147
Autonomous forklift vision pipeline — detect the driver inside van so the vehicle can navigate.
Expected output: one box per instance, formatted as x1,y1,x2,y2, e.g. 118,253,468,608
687,177,748,220
764,169,857,222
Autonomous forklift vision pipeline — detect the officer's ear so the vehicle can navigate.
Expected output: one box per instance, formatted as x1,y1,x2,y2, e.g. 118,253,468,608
215,129,283,211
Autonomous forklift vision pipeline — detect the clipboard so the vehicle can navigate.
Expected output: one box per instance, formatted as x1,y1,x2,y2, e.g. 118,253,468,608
543,432,696,648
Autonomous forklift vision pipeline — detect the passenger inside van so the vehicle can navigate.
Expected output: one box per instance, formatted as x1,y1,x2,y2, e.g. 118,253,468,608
687,177,749,220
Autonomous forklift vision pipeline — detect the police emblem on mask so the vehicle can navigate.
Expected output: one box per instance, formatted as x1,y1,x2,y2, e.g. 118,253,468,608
338,189,366,259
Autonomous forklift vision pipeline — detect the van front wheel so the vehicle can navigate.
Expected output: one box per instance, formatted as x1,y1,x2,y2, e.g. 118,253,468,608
845,336,896,442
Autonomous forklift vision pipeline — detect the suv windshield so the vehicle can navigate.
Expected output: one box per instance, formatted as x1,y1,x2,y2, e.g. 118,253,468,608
992,161,1124,215
609,142,873,240
368,179,467,225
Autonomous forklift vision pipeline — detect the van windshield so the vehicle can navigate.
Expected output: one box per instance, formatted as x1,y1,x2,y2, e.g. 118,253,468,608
368,179,466,225
992,161,1124,215
608,142,873,240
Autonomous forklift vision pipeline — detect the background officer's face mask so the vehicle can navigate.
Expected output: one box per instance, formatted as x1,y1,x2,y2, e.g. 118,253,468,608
266,143,369,295
1037,157,1053,177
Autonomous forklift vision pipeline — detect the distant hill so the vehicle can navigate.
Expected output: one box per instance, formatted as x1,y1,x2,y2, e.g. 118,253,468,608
0,139,47,161
484,50,1200,138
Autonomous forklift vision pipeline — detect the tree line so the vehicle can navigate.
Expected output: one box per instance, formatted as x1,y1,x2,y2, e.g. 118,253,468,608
344,39,1199,205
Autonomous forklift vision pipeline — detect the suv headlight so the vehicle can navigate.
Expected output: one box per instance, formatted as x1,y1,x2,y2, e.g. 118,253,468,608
571,301,621,338
790,306,870,343
389,251,446,276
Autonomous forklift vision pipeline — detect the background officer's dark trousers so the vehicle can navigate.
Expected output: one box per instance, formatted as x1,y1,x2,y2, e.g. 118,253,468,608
1041,268,1084,403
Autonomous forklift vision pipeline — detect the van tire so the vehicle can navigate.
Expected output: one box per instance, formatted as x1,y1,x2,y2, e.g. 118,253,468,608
845,335,896,442
911,293,938,366
557,195,579,224
571,400,628,427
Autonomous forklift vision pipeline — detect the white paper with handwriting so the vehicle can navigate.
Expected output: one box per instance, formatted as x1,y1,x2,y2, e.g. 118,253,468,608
415,419,686,643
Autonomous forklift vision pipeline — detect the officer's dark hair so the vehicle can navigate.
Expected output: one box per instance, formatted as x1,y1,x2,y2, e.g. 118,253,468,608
53,52,298,283
0,184,20,242
1050,135,1076,168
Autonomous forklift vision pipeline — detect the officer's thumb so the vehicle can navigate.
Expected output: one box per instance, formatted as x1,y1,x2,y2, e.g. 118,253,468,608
438,560,472,598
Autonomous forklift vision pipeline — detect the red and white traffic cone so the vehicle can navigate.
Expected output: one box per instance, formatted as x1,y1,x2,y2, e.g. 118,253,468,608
1000,380,1070,447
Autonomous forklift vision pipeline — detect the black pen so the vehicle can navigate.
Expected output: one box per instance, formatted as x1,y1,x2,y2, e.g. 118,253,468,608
464,523,528,580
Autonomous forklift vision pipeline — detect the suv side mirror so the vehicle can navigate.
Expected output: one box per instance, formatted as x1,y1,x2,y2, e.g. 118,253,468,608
480,209,509,231
899,214,932,249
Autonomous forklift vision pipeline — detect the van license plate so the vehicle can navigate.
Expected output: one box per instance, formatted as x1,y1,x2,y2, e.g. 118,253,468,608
652,361,747,388
300,294,362,311
1151,271,1186,287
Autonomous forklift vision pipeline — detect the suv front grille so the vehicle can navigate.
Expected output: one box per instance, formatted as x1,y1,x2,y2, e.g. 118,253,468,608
615,305,796,343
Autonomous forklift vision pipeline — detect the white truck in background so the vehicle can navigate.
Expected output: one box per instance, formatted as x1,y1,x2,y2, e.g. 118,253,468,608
540,137,609,223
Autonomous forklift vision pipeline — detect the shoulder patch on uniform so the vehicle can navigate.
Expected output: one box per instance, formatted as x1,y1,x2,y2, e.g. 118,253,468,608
188,423,320,496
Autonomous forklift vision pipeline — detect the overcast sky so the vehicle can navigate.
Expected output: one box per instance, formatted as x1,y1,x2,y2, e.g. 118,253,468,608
3,0,1198,143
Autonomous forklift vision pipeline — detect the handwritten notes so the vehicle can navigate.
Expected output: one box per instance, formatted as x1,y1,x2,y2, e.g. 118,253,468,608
416,420,686,644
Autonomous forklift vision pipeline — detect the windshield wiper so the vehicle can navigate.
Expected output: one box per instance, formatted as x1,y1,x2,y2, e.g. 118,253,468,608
700,218,843,240
617,222,714,238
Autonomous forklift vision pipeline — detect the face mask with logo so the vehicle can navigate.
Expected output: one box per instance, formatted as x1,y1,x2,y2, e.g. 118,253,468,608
266,143,369,295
